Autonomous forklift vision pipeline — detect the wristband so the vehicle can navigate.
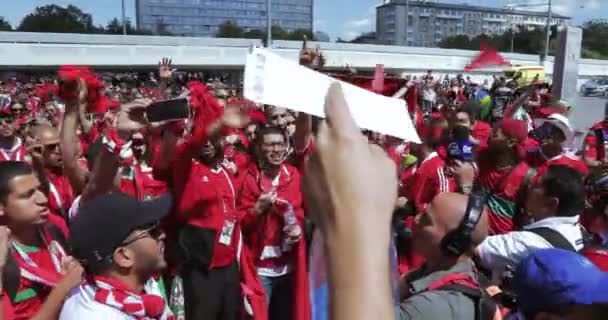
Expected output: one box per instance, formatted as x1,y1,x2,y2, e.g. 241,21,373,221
102,128,133,162
459,184,473,193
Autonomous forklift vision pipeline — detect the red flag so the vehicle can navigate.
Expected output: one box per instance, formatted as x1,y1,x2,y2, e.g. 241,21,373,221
464,43,509,72
372,64,385,93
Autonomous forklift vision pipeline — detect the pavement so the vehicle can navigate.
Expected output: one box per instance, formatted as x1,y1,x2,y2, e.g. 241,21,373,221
570,95,607,149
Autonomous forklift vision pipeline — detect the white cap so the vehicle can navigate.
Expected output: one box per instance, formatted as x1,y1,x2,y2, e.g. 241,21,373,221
536,113,574,147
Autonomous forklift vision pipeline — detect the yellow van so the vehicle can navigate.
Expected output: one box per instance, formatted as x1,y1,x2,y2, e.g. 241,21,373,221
503,65,545,87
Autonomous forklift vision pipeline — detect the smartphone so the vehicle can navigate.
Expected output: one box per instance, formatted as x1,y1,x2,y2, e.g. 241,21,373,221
146,98,189,122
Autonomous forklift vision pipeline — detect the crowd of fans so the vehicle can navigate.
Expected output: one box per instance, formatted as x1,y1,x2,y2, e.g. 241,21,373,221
0,42,606,320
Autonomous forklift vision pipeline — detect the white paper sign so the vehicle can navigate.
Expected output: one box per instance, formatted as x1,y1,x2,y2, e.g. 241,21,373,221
243,48,421,143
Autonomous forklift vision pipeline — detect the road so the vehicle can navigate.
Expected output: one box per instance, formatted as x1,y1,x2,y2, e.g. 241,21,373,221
570,95,606,148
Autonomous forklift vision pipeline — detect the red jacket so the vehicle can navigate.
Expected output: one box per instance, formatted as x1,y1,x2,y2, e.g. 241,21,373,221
403,152,456,213
120,164,168,200
238,164,310,320
584,122,608,162
527,150,589,177
472,121,492,149
46,169,74,219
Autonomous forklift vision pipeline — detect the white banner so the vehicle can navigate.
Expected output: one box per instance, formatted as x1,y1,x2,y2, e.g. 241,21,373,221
244,48,420,143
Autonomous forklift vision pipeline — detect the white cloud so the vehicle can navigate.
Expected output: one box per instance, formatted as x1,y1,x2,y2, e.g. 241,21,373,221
315,19,326,27
347,18,372,28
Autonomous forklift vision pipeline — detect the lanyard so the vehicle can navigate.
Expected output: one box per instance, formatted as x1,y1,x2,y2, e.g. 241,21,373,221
48,181,65,217
211,167,236,220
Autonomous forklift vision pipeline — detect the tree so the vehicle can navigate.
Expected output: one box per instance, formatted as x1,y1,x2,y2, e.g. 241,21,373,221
217,20,244,38
243,29,265,39
0,17,12,31
18,4,97,33
270,25,288,40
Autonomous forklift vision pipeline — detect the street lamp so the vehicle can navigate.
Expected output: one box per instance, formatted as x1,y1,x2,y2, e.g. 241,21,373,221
122,0,127,35
266,0,272,48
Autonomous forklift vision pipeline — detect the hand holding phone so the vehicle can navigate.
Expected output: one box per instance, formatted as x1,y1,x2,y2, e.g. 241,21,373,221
145,98,189,123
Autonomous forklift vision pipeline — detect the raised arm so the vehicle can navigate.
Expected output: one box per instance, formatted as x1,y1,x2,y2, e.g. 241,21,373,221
80,99,153,203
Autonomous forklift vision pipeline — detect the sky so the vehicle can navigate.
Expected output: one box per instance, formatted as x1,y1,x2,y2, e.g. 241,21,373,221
2,0,608,41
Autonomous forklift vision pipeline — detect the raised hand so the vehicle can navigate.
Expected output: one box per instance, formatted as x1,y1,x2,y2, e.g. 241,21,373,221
0,226,10,269
116,99,153,136
159,57,176,81
303,82,397,236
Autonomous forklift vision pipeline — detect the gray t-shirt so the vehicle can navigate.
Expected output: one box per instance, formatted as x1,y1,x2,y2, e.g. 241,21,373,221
399,260,478,320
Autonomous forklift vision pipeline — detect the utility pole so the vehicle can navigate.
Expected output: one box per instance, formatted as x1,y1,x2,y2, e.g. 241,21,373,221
405,0,409,46
542,0,552,63
266,0,272,48
122,0,127,35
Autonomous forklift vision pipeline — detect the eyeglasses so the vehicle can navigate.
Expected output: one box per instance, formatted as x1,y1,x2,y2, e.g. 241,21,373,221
120,223,163,247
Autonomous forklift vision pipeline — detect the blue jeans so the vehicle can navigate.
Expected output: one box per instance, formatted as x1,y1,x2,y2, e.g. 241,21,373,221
259,274,293,320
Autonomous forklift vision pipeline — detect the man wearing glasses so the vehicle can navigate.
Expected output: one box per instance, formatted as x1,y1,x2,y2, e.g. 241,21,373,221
0,108,29,163
60,193,173,320
526,114,589,177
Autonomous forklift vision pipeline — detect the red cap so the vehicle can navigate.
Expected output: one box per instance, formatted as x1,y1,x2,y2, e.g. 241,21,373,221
498,119,528,144
248,110,267,125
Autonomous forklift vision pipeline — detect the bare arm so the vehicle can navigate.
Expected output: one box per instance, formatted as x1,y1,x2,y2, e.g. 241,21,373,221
29,262,83,320
60,102,89,194
77,104,92,135
80,99,153,204
293,112,312,153
503,89,533,119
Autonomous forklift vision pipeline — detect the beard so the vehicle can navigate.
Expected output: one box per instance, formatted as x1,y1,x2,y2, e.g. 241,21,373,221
133,248,166,278
487,140,511,158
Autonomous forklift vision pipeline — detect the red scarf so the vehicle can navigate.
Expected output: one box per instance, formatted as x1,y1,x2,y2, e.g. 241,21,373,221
0,138,25,162
91,276,174,320
11,227,66,287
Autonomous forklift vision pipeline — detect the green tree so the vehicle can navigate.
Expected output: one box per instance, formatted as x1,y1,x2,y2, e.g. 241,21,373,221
216,20,244,38
18,4,97,33
582,20,608,59
270,25,289,40
105,18,154,36
0,17,12,31
243,29,265,39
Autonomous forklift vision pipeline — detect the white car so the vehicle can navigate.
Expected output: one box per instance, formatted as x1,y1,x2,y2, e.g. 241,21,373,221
581,79,608,96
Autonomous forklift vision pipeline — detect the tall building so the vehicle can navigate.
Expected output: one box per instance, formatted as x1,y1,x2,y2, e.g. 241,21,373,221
376,0,570,47
135,0,313,37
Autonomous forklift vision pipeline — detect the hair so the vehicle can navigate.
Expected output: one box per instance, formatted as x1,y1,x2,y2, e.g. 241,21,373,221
542,165,585,217
458,100,480,122
255,125,287,146
82,256,114,275
0,161,33,203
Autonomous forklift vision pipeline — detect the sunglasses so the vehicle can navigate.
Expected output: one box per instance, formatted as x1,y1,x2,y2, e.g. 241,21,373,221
132,139,145,147
121,223,163,246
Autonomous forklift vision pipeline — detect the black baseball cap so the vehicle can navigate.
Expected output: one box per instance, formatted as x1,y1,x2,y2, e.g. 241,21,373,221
69,193,173,266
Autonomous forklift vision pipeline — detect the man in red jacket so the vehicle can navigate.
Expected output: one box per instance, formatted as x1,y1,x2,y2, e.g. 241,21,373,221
583,104,608,170
239,126,309,320
453,101,491,150
0,110,29,163
526,113,589,176
468,119,537,235
404,123,456,214
163,99,251,320
30,125,74,221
